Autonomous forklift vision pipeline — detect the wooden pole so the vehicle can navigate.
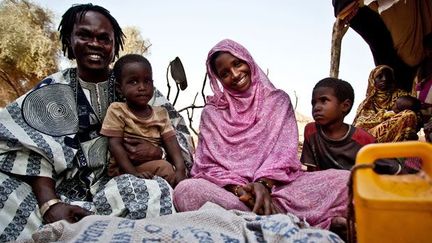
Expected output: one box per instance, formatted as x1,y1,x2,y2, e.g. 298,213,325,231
330,18,349,78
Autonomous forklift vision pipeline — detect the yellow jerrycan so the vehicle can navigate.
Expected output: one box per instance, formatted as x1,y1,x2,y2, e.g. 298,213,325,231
353,141,432,243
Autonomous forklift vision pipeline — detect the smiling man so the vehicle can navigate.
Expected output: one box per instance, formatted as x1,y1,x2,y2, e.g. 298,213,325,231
0,4,193,241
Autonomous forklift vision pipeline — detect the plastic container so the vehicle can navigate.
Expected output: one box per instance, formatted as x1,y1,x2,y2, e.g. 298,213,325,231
354,141,432,243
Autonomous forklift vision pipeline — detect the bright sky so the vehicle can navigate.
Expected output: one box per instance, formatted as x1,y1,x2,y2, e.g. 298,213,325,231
35,0,375,123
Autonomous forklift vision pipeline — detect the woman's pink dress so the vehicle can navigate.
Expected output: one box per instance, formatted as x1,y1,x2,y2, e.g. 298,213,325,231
174,39,349,229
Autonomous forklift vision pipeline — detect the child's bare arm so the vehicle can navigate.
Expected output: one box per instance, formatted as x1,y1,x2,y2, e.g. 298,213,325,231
163,135,186,183
108,137,139,175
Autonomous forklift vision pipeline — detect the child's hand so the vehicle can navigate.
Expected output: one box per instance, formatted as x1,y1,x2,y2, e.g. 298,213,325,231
174,170,187,185
133,171,154,179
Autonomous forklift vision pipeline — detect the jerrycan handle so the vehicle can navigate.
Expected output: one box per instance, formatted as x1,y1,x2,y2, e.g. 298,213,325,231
356,141,432,176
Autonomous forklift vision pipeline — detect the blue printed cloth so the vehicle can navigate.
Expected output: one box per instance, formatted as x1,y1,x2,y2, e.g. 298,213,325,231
23,202,343,243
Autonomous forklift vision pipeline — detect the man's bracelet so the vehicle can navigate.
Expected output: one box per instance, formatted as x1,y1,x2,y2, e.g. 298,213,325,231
39,198,62,217
256,179,273,193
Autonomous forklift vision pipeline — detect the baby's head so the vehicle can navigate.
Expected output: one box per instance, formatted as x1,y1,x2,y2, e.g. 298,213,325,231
392,95,421,114
113,54,153,106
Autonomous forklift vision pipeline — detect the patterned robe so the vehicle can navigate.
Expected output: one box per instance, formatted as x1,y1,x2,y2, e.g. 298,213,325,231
353,65,419,142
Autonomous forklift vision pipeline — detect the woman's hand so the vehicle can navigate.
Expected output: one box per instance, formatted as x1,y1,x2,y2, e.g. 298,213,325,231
43,203,93,224
236,187,256,209
225,184,255,209
225,183,281,215
241,182,281,215
123,137,163,163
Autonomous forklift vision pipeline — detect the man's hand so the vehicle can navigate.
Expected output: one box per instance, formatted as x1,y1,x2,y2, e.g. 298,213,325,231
43,203,93,224
123,137,163,163
29,176,94,224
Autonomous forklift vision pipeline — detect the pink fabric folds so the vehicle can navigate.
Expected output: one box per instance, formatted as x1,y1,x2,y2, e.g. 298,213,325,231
191,39,301,187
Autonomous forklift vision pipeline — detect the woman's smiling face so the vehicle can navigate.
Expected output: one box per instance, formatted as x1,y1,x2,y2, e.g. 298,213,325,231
213,52,252,92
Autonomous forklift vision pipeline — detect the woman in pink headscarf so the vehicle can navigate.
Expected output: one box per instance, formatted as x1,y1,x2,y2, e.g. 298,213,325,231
174,39,349,231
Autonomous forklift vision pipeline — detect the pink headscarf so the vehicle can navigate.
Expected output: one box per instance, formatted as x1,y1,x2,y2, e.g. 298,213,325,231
191,39,301,187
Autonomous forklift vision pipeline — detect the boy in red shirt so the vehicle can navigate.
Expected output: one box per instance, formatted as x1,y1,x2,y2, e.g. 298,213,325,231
301,78,376,171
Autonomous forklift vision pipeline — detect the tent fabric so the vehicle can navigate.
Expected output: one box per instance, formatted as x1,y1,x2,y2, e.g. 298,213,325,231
364,0,399,14
379,0,432,67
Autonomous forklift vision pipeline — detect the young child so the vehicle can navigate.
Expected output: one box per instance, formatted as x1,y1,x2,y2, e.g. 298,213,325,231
394,95,421,114
383,95,421,119
100,54,186,187
388,95,423,172
380,95,422,141
301,77,376,171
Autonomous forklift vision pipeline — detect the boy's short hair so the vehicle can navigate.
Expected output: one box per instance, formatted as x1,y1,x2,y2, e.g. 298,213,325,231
397,95,422,113
313,77,355,114
113,54,152,84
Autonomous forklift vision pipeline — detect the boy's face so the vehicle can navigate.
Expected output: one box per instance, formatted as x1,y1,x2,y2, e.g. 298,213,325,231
311,87,350,126
119,62,154,108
